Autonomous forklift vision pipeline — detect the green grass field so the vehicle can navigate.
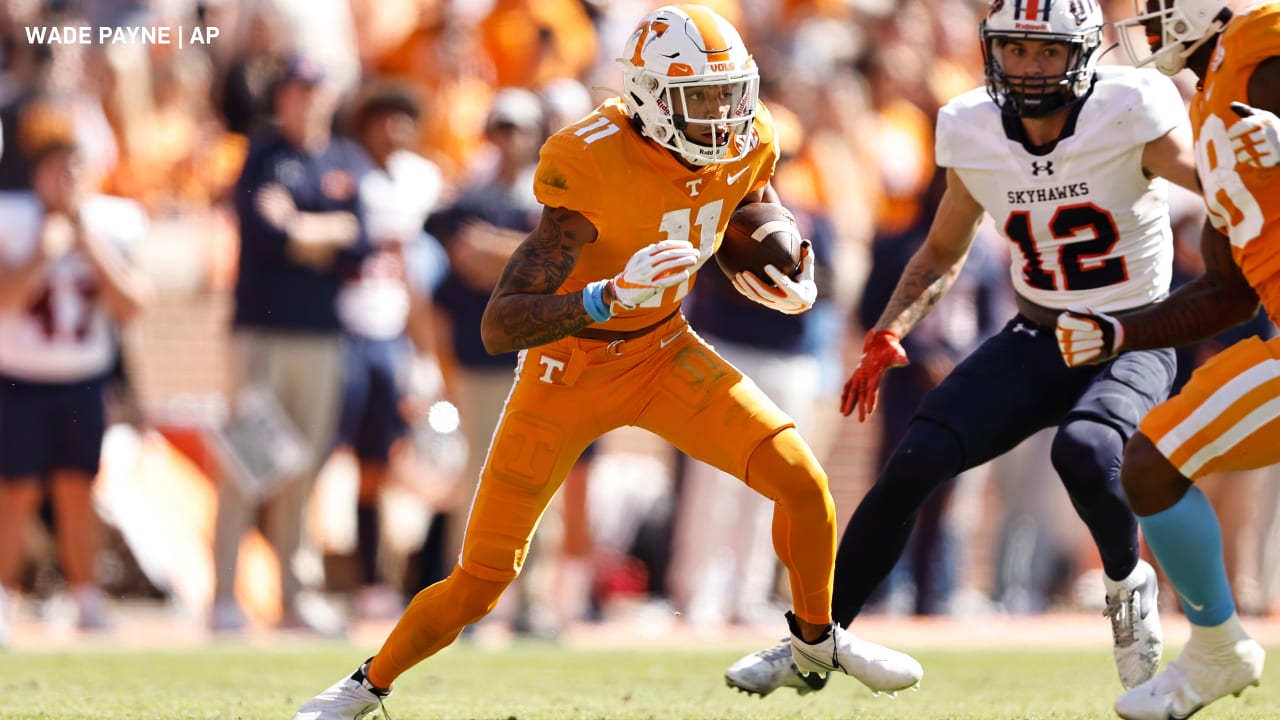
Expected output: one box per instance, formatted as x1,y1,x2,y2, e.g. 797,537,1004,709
1,642,1275,719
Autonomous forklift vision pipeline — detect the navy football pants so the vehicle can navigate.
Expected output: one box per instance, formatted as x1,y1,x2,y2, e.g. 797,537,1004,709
831,314,1175,626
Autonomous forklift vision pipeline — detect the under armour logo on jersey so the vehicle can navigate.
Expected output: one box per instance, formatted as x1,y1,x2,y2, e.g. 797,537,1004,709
1013,322,1039,337
1031,161,1054,176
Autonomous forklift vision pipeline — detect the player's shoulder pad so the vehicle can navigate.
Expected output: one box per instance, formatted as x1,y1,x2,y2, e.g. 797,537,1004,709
534,102,620,207
746,100,780,169
936,86,1002,169
751,101,777,150
1089,66,1186,143
1220,2,1280,66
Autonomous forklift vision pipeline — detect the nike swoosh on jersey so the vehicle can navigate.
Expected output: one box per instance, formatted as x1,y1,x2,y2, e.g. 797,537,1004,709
659,328,685,349
726,166,750,184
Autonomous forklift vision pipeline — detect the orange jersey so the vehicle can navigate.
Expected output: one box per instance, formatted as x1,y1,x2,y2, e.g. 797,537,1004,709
1141,3,1280,479
1190,2,1280,323
533,98,779,332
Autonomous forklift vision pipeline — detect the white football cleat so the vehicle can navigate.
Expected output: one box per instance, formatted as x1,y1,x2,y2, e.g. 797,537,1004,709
786,612,923,693
1114,635,1264,720
725,639,830,697
1104,560,1163,689
293,658,392,720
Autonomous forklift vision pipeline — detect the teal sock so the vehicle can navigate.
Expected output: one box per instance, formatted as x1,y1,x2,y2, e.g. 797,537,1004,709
1138,485,1235,626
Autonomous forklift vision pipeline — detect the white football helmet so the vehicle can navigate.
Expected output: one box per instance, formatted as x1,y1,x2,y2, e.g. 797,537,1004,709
980,0,1104,118
619,4,759,166
1115,0,1233,76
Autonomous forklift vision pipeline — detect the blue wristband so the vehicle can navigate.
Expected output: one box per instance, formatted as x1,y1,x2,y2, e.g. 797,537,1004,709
582,280,613,323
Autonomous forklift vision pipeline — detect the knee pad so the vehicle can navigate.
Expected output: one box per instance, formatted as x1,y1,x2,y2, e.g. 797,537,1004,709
1051,419,1122,489
435,568,509,627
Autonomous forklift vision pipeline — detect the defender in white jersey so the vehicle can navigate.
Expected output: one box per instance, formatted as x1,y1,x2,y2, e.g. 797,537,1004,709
726,0,1202,699
0,135,151,639
940,65,1183,313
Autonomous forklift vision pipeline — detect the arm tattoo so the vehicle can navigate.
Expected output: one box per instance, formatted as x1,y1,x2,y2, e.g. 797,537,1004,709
489,208,594,351
880,263,958,335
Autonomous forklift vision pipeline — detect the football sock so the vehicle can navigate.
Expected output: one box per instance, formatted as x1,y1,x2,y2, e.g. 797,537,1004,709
1189,612,1250,649
1137,485,1235,626
744,427,835,627
368,567,507,688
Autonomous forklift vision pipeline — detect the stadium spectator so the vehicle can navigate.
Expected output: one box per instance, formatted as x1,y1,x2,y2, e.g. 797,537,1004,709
292,7,922,718
0,115,152,640
373,5,496,184
209,55,370,636
0,11,117,194
215,5,290,138
535,76,595,137
334,83,445,620
477,0,598,90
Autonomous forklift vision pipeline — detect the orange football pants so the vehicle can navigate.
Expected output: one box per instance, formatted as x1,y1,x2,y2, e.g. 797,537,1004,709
369,314,836,688
1140,334,1280,479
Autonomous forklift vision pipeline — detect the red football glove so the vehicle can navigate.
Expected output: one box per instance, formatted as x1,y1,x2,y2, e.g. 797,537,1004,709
840,329,909,421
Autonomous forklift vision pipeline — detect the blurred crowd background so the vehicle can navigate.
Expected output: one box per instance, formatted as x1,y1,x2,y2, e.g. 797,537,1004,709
2,0,1280,644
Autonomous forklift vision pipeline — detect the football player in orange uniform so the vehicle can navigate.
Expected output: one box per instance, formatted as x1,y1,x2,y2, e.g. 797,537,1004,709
1055,1,1280,717
291,6,920,718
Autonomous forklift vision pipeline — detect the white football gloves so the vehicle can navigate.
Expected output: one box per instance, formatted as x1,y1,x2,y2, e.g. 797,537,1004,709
731,241,817,315
1056,305,1125,367
1229,102,1280,169
610,239,701,311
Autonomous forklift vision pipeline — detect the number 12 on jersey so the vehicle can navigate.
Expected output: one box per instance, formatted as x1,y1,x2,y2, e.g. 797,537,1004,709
1005,203,1126,291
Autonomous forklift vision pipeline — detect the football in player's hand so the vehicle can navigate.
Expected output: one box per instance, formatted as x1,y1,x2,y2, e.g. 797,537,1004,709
717,202,804,287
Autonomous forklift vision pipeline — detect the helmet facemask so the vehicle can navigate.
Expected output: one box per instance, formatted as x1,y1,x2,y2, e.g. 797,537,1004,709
620,5,760,166
978,0,1104,119
1114,0,1232,76
982,25,1102,118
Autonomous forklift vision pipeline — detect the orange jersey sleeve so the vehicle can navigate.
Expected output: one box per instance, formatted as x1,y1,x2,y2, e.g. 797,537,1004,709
1191,3,1280,322
533,98,780,332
